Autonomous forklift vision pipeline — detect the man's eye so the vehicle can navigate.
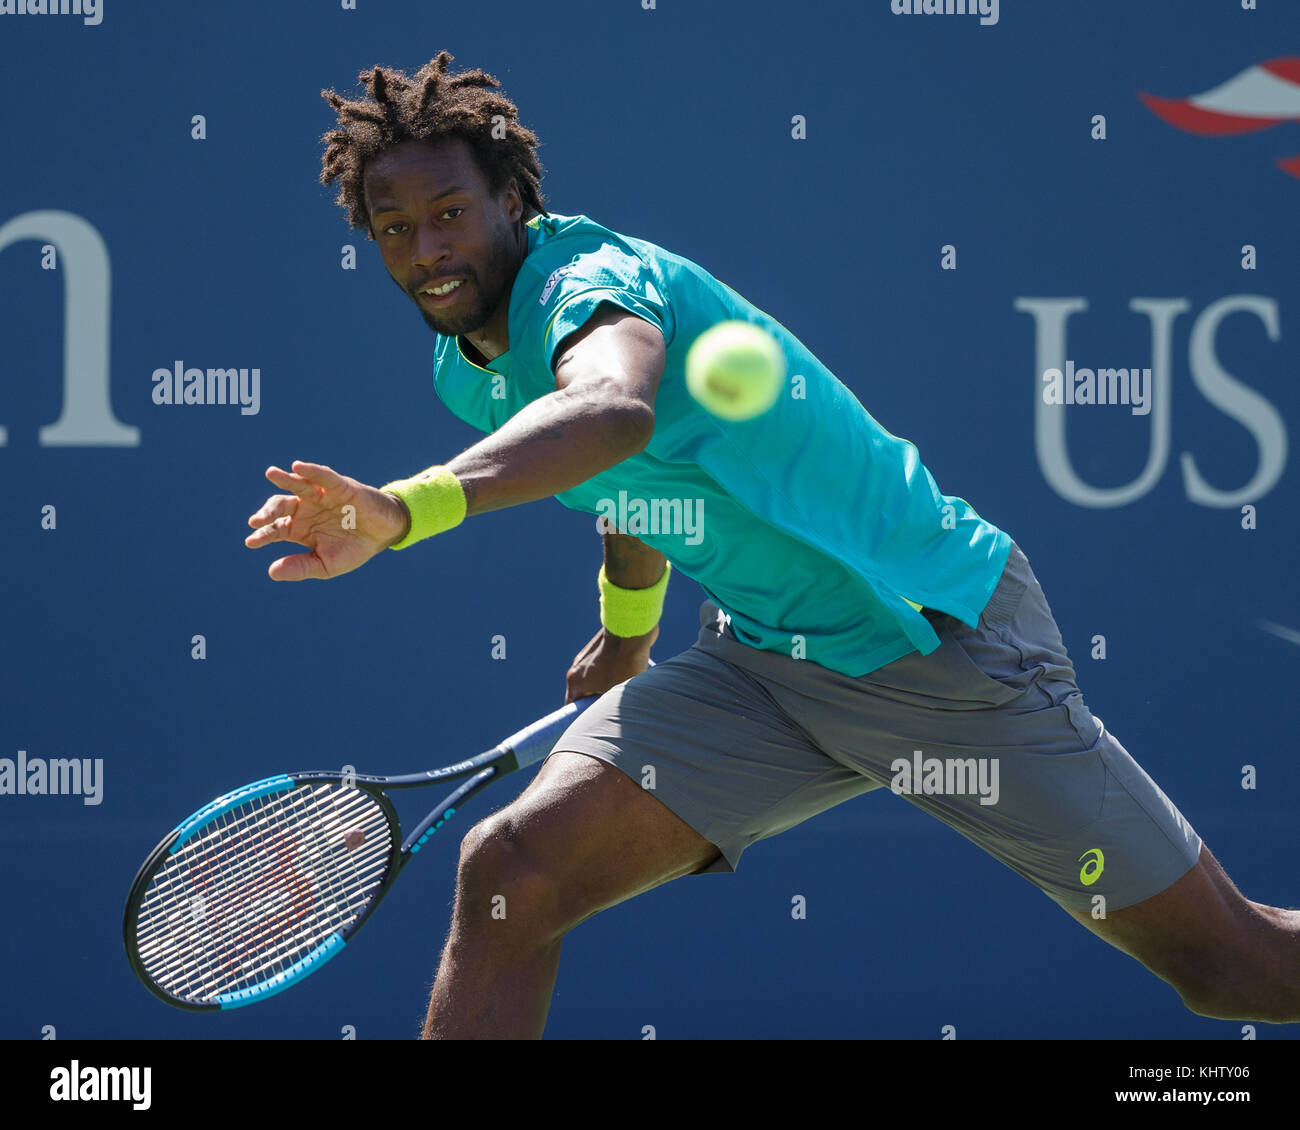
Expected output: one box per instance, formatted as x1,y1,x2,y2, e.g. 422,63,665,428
383,222,407,235
442,207,464,220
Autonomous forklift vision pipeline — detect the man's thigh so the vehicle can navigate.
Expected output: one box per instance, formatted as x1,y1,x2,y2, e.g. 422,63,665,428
482,748,721,929
543,644,883,879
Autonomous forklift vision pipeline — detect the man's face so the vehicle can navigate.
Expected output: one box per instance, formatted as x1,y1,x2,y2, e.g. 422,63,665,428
364,138,522,339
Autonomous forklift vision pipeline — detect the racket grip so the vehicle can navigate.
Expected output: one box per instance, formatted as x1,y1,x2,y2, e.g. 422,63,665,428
503,658,655,770
501,699,593,770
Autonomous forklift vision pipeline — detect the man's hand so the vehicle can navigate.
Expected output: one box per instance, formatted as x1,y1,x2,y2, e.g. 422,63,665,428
565,624,658,704
245,460,410,581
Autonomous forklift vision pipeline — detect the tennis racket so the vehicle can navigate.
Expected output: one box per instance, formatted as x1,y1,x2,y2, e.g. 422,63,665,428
122,682,623,1011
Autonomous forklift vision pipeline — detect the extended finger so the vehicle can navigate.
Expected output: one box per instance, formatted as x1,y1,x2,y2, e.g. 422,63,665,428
264,465,316,499
290,461,347,492
245,514,301,548
247,494,297,528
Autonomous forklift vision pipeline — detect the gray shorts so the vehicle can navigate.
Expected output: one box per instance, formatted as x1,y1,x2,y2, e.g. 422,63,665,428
547,541,1202,912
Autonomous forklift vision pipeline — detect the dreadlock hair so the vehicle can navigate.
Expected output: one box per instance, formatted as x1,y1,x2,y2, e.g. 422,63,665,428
319,51,547,236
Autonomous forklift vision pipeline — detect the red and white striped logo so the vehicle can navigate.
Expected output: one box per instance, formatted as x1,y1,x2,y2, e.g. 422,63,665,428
1139,57,1300,178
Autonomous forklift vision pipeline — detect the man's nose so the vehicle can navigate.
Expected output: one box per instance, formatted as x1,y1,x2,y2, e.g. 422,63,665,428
410,222,450,269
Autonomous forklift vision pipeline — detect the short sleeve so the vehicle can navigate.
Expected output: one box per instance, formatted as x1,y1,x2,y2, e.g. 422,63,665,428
537,244,674,373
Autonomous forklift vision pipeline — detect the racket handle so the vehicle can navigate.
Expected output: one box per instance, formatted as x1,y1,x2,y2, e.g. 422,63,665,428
501,699,592,770
502,658,656,770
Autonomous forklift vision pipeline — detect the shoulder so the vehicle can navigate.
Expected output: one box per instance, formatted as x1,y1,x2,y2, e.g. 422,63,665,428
520,214,658,293
513,213,677,364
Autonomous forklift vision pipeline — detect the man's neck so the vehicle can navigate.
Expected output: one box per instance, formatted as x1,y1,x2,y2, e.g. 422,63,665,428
460,336,491,367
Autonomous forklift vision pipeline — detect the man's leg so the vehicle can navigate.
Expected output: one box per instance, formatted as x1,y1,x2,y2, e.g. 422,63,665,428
1064,843,1300,1023
422,633,887,1040
743,538,1296,1028
422,749,721,1039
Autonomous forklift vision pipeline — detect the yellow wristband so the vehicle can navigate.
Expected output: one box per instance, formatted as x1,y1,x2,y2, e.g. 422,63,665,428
379,466,466,550
599,561,672,637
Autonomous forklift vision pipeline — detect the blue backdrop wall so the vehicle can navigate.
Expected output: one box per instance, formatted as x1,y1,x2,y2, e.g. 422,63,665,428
2,0,1297,1040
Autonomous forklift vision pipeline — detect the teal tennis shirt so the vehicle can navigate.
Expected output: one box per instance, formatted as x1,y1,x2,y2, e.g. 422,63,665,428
431,212,1011,677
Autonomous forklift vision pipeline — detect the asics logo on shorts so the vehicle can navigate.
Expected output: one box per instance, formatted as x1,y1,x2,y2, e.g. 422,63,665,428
1078,848,1105,886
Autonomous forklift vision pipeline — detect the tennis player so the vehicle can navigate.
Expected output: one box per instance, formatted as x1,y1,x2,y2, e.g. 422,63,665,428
246,52,1298,1038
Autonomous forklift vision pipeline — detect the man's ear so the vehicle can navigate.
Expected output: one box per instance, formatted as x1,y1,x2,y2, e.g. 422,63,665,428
502,177,524,224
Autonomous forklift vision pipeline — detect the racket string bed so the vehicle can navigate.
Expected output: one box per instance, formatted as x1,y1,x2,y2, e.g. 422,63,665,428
133,784,392,1003
138,785,391,998
124,693,597,1008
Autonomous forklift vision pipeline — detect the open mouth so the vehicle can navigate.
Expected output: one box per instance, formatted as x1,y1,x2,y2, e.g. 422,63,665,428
417,278,468,306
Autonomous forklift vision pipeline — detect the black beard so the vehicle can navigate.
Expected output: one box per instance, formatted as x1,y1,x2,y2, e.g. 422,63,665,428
414,278,487,337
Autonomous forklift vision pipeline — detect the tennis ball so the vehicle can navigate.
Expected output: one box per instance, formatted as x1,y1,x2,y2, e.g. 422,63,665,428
685,321,786,421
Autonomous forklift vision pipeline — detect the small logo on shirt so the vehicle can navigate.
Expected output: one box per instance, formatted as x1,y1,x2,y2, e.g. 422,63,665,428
539,265,575,306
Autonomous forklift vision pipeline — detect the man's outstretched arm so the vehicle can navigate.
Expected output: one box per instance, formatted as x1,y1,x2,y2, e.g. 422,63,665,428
443,306,664,519
245,306,665,580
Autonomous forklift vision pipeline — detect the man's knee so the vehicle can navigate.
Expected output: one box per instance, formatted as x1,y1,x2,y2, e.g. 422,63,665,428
452,810,570,942
448,750,719,947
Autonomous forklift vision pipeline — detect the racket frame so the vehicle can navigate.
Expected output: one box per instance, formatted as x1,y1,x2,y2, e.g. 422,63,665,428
122,688,614,1011
123,744,528,1010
